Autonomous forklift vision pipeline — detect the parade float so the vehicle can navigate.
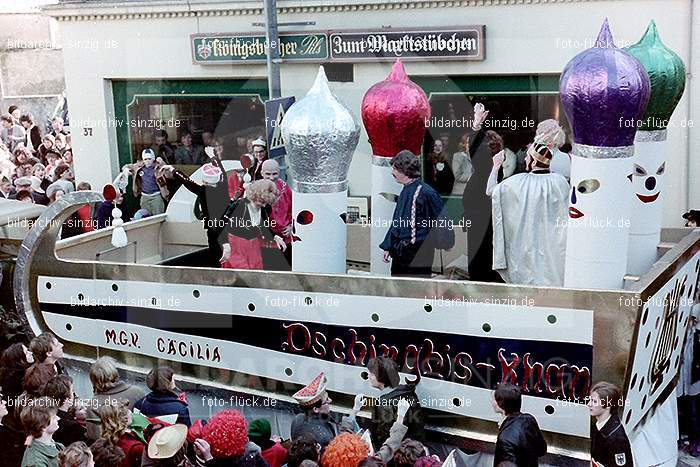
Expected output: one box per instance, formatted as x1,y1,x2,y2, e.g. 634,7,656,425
12,26,698,467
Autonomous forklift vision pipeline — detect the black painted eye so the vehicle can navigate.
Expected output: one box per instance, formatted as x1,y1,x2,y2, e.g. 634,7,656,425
577,179,600,194
634,164,647,176
656,162,665,175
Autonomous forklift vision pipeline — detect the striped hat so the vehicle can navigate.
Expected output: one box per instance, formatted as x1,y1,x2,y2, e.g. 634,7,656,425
293,372,328,407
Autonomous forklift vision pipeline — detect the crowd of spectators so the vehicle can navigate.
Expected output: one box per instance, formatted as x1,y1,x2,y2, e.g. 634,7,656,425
0,330,640,467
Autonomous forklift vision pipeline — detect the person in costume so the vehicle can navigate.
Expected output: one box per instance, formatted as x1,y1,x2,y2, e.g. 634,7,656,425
488,141,569,286
380,150,454,278
126,149,169,216
535,119,570,181
163,147,230,267
198,410,268,466
290,372,359,448
260,159,293,270
219,179,286,270
458,104,505,283
588,382,633,467
247,138,268,182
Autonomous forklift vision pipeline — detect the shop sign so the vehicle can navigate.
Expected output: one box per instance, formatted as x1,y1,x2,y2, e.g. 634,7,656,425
191,27,484,64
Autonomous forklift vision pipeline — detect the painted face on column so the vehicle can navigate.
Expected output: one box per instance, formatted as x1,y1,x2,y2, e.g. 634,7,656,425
629,161,664,204
568,177,600,219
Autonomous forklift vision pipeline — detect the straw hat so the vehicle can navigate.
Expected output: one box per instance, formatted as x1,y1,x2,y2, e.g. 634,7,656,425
147,424,188,459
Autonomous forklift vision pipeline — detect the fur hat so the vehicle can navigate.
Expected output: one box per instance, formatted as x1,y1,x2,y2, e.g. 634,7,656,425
320,433,368,467
202,410,248,459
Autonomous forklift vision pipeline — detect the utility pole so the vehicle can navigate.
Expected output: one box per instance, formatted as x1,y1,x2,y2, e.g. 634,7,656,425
263,0,281,99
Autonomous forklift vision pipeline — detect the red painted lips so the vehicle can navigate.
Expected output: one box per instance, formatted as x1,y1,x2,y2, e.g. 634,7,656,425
569,207,584,219
636,192,659,203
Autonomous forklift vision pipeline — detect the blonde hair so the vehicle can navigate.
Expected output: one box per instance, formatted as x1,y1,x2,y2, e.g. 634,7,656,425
247,179,278,206
90,356,120,394
99,400,130,443
59,441,92,467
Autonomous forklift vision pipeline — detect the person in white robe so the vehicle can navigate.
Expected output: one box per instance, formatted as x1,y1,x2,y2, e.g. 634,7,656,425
488,142,569,286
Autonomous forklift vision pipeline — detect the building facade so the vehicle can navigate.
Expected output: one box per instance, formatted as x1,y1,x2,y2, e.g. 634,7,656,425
43,0,698,227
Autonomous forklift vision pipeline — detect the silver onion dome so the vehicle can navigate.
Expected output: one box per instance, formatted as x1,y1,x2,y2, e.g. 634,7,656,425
281,66,360,193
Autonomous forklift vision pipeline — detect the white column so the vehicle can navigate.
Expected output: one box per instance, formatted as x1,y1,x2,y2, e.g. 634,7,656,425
627,130,667,276
370,157,402,275
564,154,633,289
292,190,347,274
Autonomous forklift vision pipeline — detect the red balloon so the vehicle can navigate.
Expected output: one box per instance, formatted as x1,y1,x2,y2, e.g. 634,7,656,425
240,153,254,169
361,59,431,158
102,184,117,201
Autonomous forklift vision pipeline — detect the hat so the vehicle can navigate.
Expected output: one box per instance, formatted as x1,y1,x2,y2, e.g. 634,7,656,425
142,148,155,160
248,419,271,442
29,176,44,194
46,182,66,199
252,137,267,149
293,372,328,407
147,424,188,459
201,163,222,185
0,175,10,184
202,410,248,459
320,433,369,467
13,176,31,187
682,210,700,222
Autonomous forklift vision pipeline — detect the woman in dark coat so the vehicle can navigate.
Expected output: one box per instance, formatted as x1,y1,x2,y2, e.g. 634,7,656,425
135,366,191,427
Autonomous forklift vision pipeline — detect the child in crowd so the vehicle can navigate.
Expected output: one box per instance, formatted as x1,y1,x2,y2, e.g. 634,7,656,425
43,375,87,447
29,332,65,375
21,396,64,467
135,366,191,427
90,438,125,467
58,441,94,467
98,401,145,467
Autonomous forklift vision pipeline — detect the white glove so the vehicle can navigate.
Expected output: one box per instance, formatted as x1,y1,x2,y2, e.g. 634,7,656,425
205,146,216,159
397,398,410,421
219,244,231,263
472,103,489,130
492,150,505,168
352,394,365,412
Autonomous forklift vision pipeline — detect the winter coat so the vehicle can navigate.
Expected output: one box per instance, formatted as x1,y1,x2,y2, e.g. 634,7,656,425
135,391,191,427
21,439,64,467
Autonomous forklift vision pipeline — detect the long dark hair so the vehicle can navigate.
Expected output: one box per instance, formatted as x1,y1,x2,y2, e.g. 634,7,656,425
0,342,30,377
